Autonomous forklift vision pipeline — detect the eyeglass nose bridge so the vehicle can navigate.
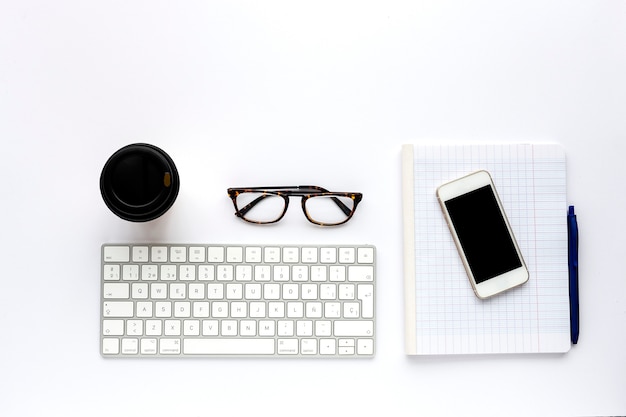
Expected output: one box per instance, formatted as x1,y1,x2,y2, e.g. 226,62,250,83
299,195,312,223
275,193,291,222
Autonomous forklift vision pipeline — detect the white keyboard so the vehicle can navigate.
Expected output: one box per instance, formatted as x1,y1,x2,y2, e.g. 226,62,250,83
101,244,375,357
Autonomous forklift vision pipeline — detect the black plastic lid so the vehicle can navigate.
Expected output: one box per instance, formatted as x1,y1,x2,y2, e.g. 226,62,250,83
100,143,180,222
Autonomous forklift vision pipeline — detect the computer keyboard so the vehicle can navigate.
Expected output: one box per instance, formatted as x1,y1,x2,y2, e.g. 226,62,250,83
101,244,375,357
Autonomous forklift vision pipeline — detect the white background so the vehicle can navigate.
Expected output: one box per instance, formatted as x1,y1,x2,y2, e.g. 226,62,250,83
1,1,625,416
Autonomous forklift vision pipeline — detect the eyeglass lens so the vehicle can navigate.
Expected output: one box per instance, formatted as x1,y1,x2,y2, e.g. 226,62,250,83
303,195,355,225
235,192,286,223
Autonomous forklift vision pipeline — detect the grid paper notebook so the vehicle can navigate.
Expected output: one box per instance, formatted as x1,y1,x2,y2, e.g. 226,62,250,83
402,143,571,355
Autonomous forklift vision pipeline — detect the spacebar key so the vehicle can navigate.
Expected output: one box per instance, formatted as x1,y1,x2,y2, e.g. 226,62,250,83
184,339,275,355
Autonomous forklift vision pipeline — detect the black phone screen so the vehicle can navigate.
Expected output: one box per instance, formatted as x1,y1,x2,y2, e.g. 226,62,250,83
445,185,522,284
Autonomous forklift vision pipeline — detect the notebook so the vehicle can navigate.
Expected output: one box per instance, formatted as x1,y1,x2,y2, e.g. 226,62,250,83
402,143,571,355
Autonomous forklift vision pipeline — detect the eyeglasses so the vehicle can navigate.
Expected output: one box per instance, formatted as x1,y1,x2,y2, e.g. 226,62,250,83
227,185,363,226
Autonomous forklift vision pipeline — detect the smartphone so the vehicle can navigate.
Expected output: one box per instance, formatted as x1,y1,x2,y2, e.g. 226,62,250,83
436,170,529,299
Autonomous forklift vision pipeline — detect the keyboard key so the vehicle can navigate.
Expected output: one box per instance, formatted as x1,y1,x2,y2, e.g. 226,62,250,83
180,265,195,281
102,320,124,336
278,339,298,354
103,265,120,281
193,302,210,318
334,320,374,337
310,266,327,282
121,338,139,354
189,284,205,299
338,284,355,300
103,283,130,299
320,247,337,263
339,247,355,263
103,301,133,318
155,301,172,317
102,338,120,354
184,320,200,336
226,247,243,263
151,247,168,262
103,246,130,262
301,248,318,263
123,265,139,281
189,247,206,263
358,284,374,318
315,321,332,336
217,265,233,281
170,247,186,263
245,247,262,263
254,265,271,282
264,247,281,263
132,246,149,262
141,265,158,281
151,283,167,299
235,265,252,281
292,266,308,282
160,338,181,354
145,320,162,335
320,284,336,300
199,265,215,281
202,320,219,336
357,247,375,264
329,266,346,282
208,246,224,262
343,303,360,318
206,283,223,299
126,322,142,337
301,338,317,354
319,338,336,355
141,338,158,354
348,265,374,282
282,247,299,263
137,302,153,317
184,338,275,355
161,265,177,281
357,339,374,355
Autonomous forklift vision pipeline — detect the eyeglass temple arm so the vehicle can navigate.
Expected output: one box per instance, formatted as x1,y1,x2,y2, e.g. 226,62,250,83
328,196,352,216
236,195,267,217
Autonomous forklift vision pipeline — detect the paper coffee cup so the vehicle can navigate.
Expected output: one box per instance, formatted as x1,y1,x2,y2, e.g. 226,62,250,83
100,143,180,222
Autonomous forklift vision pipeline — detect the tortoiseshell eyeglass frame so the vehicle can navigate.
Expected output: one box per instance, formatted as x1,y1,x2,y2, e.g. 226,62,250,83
227,185,363,226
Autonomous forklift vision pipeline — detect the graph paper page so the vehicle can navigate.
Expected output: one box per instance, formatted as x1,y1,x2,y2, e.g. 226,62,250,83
403,143,570,355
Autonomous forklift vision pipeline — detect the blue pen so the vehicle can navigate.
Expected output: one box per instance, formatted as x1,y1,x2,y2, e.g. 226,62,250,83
568,206,579,344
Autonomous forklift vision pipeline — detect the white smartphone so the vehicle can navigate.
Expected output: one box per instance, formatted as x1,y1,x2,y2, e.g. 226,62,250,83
436,170,529,299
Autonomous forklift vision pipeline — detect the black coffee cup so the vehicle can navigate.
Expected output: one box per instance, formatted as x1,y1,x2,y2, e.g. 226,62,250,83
100,143,180,222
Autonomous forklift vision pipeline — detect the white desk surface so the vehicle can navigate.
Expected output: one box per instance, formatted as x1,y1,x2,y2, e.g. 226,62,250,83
1,2,625,416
